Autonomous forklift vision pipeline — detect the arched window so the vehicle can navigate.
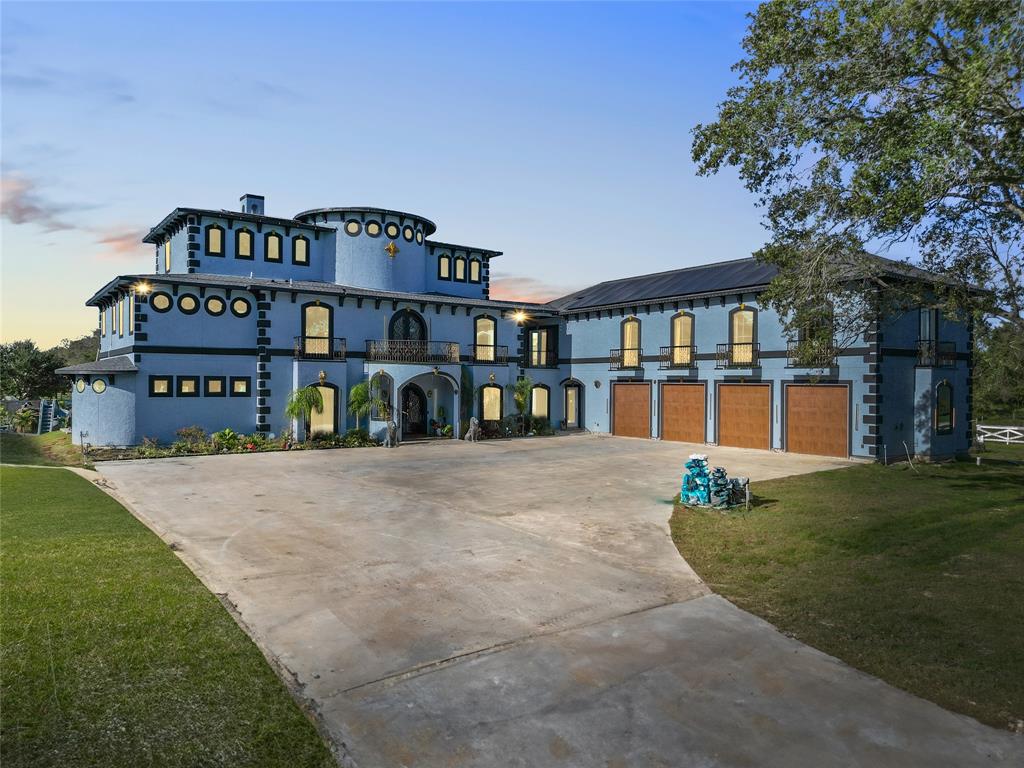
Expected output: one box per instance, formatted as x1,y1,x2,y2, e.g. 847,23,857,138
292,235,309,265
205,224,224,256
621,317,640,368
388,309,426,341
235,228,254,259
438,254,451,280
265,232,282,262
302,302,332,357
474,315,496,361
469,259,482,283
670,312,694,367
480,384,503,422
729,307,756,365
935,381,953,433
531,384,550,421
371,373,393,421
454,256,467,282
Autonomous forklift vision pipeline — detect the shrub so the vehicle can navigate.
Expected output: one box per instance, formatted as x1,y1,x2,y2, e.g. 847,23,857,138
309,431,344,448
342,427,377,448
211,428,242,452
175,425,208,448
13,407,36,433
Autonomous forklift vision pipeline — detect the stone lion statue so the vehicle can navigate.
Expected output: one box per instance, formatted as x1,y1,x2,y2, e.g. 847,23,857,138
464,416,481,442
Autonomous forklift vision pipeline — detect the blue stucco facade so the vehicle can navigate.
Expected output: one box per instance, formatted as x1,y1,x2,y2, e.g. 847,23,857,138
60,194,973,461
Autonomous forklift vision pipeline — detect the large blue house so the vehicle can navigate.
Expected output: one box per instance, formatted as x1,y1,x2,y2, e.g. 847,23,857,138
58,194,972,461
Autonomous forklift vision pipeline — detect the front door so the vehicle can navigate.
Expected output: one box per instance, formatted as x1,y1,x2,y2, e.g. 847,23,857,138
401,384,427,438
565,385,580,428
310,385,336,436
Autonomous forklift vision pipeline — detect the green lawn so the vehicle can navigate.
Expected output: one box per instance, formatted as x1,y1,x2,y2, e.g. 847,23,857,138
1,432,90,468
0,467,335,767
670,444,1024,731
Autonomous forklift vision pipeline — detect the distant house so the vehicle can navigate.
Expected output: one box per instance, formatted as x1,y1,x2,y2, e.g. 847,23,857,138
57,193,971,460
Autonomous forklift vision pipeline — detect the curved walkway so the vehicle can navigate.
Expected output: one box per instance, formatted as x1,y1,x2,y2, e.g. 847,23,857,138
99,435,1021,767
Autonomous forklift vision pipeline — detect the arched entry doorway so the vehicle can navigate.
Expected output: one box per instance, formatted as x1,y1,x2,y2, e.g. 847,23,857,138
400,383,428,438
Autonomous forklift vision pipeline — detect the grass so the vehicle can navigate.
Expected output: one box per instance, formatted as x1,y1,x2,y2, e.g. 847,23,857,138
0,432,90,469
670,444,1024,732
0,467,335,767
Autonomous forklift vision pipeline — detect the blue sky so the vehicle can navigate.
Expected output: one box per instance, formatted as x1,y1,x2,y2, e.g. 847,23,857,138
1,1,765,346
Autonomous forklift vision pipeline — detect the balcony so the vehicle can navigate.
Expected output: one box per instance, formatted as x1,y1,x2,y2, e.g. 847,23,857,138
917,340,956,368
523,349,558,368
716,342,760,368
365,339,460,364
469,344,510,364
294,336,346,360
787,339,837,368
659,345,697,369
609,347,643,371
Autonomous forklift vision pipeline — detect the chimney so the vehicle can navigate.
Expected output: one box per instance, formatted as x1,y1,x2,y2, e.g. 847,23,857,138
240,194,265,215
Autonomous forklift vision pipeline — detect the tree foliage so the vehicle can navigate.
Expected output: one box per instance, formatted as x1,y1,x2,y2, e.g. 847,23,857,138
692,0,1024,336
284,385,324,435
0,341,65,399
48,330,100,367
347,376,387,430
973,322,1024,423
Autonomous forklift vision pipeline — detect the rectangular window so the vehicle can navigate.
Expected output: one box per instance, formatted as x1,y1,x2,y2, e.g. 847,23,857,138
128,294,135,335
164,240,171,272
529,329,550,367
454,258,466,281
236,230,253,259
204,376,226,397
293,237,309,265
438,255,450,279
207,226,223,255
266,234,281,262
177,376,199,397
100,308,106,336
936,383,954,433
469,260,481,283
230,376,251,397
149,376,172,397
482,386,501,421
118,297,124,337
919,308,937,341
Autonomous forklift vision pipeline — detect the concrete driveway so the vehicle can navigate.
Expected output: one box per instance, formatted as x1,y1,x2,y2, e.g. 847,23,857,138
99,435,1021,767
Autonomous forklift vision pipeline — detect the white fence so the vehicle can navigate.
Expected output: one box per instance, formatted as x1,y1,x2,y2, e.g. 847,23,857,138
976,425,1024,445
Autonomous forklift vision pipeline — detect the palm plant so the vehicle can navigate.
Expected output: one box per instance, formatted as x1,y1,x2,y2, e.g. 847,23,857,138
284,386,324,440
348,376,388,430
510,375,533,416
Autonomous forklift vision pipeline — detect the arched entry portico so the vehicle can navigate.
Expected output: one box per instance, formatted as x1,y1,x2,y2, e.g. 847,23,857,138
396,369,460,440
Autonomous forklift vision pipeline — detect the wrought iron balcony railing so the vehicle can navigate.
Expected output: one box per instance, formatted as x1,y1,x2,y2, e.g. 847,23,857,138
294,336,346,360
609,347,643,370
659,345,697,369
716,342,760,368
523,349,558,368
917,340,956,368
365,339,460,364
470,344,510,364
787,339,837,368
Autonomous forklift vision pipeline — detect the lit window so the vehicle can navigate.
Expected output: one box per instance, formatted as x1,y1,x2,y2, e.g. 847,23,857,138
118,297,124,337
415,229,423,244
205,296,225,316
231,298,251,318
178,295,199,314
303,304,331,356
730,309,755,364
454,256,466,281
936,381,953,433
236,229,253,259
438,254,451,280
293,236,309,265
230,377,251,396
345,220,362,236
128,294,135,335
621,317,640,368
76,379,86,393
265,232,282,262
164,240,171,272
205,377,225,397
671,313,693,366
529,329,551,367
206,225,224,256
150,292,172,312
366,221,381,237
475,316,496,361
531,386,549,420
469,260,481,283
177,376,199,397
403,225,414,242
92,379,107,394
385,222,400,239
100,307,106,336
149,376,172,397
482,385,502,421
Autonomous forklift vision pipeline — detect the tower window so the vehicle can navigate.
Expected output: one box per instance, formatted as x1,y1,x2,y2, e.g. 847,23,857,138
265,232,282,262
293,236,309,265
235,229,254,259
438,254,451,280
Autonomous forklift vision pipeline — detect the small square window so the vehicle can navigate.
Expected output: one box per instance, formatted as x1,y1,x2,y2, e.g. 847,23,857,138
177,376,200,397
149,376,172,397
230,377,251,397
205,376,226,397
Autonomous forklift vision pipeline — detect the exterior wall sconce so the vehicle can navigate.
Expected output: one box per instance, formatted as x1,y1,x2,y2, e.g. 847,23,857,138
318,370,326,385
488,373,496,383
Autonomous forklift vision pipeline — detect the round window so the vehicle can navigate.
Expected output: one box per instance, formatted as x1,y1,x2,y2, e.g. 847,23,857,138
178,295,199,314
402,226,414,242
344,220,362,236
75,378,86,393
205,296,225,316
415,229,424,244
231,298,251,318
92,379,107,394
385,222,400,239
150,292,172,312
365,221,381,237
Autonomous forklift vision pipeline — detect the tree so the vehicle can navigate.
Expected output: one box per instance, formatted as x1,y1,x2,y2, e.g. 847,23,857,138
284,386,323,439
48,330,100,366
347,376,387,431
0,341,65,399
510,375,533,416
692,0,1024,338
973,322,1024,423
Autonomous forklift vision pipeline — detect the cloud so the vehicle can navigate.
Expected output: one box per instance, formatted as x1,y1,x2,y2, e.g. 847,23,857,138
0,175,75,231
94,227,149,261
0,66,136,105
488,273,578,304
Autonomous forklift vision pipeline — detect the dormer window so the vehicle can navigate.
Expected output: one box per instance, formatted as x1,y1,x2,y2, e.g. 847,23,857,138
292,235,309,265
265,232,282,262
469,259,481,283
235,229,254,259
454,255,467,282
438,254,451,280
205,224,224,256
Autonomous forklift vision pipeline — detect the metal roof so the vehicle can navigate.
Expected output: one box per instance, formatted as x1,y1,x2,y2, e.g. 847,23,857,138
550,258,779,311
143,208,334,244
56,355,138,375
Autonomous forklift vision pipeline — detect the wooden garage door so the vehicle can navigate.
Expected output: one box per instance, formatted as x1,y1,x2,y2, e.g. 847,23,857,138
612,383,650,438
717,384,770,450
661,383,705,443
786,385,849,458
